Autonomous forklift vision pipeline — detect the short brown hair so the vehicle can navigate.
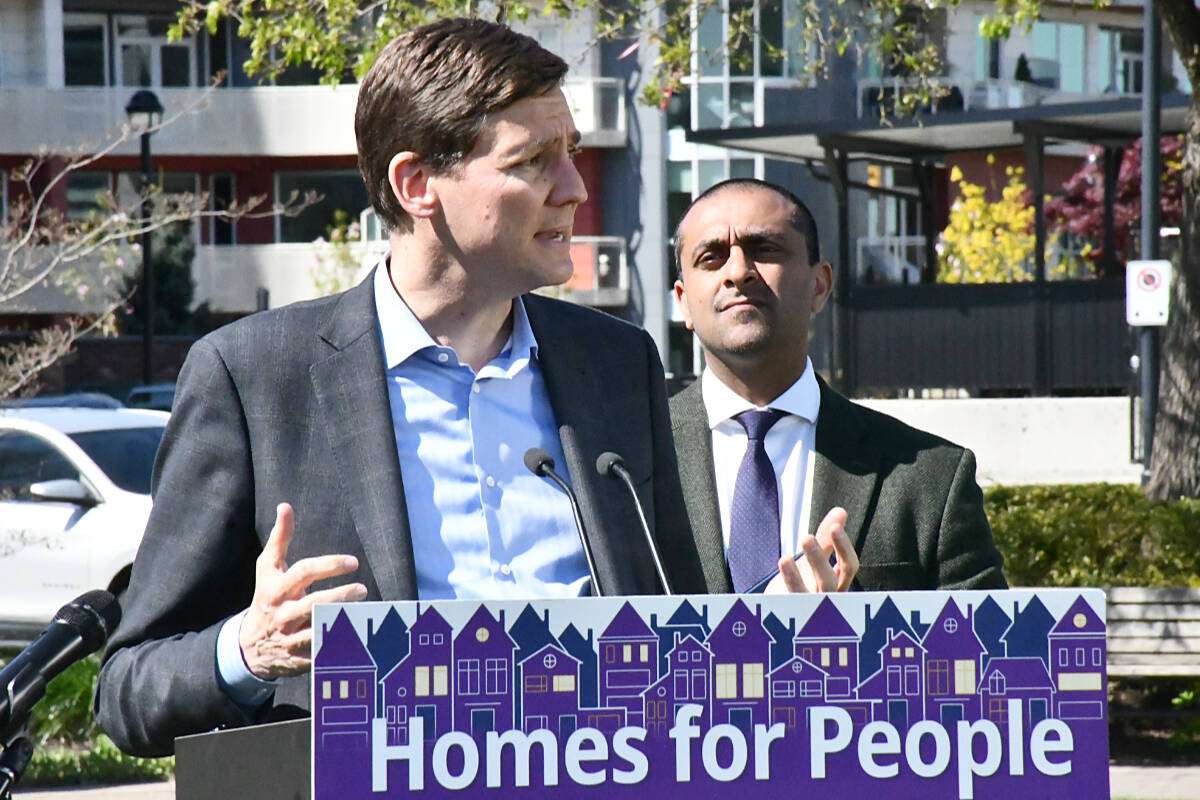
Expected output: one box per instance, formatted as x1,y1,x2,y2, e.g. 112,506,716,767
356,18,568,231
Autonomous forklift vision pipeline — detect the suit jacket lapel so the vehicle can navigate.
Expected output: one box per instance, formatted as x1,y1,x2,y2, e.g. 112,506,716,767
309,272,418,600
809,377,882,556
670,380,732,593
524,296,641,595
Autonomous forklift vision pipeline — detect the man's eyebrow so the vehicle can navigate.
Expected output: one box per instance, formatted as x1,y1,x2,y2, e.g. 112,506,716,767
688,234,729,264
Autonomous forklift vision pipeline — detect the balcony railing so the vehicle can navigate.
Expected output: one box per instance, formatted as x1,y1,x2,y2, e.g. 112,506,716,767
855,77,1098,118
0,78,626,157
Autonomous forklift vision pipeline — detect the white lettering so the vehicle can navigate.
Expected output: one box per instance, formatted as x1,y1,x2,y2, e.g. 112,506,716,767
809,706,853,779
613,727,649,784
956,720,1001,800
1030,719,1073,776
485,728,559,787
432,731,478,790
565,728,608,786
372,715,423,791
753,723,786,779
858,721,901,779
1008,699,1025,776
702,724,748,781
905,720,951,778
669,704,703,781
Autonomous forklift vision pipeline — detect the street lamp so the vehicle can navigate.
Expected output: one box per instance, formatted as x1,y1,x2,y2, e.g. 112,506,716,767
124,90,164,385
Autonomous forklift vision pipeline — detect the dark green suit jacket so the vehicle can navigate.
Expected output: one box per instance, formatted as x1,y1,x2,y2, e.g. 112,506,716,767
669,376,1006,592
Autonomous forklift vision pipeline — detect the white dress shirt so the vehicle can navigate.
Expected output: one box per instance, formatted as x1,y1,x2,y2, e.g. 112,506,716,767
701,358,822,562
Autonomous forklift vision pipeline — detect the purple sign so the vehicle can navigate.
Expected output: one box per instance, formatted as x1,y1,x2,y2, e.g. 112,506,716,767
311,590,1108,799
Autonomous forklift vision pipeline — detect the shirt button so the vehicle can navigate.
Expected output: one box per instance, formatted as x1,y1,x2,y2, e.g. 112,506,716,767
485,475,496,488
499,564,512,576
472,384,481,394
437,352,449,363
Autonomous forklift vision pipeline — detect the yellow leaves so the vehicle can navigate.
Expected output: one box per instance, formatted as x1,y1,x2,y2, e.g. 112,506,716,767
937,165,1035,283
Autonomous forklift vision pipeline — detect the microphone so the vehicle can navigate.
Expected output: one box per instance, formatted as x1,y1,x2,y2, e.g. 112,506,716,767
0,590,121,741
523,448,604,596
595,451,674,595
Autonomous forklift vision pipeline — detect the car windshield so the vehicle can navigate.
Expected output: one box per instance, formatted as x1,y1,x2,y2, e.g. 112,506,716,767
67,426,165,494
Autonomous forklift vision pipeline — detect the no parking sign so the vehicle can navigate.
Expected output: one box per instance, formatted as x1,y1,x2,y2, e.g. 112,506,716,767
1126,260,1172,326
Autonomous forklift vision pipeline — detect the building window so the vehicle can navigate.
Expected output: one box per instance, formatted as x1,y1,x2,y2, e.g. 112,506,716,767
732,621,747,637
276,170,368,243
838,647,848,667
905,665,920,696
433,665,448,696
821,648,830,667
1092,648,1102,667
743,663,764,698
1098,28,1144,94
322,681,331,700
414,667,429,697
954,660,977,695
419,634,429,646
715,663,738,699
973,16,1001,81
988,672,1006,695
927,660,949,696
988,698,1008,724
605,645,616,663
799,680,822,698
692,670,707,699
357,679,367,699
485,658,508,694
773,681,796,699
640,644,649,662
433,634,444,645
905,647,915,658
887,666,901,696
1059,649,1068,667
675,670,689,699
543,653,558,669
64,14,108,86
1076,648,1086,666
1030,20,1085,92
524,675,548,694
115,14,196,87
339,680,349,700
458,660,480,696
944,618,959,634
65,172,111,221
553,675,576,693
623,644,633,663
890,647,900,658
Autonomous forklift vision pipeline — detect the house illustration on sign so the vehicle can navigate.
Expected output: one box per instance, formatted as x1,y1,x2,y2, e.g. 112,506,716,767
313,591,1106,759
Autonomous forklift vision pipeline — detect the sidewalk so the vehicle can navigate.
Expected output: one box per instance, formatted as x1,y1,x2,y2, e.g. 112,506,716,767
11,767,1200,799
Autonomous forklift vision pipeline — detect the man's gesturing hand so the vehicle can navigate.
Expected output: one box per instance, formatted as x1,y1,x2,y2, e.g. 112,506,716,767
765,506,859,594
240,503,368,680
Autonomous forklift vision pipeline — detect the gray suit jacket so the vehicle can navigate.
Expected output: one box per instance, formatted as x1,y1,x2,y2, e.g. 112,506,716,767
670,376,1006,593
97,272,703,756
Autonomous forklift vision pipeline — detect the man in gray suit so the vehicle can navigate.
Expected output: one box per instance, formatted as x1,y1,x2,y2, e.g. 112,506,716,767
97,19,703,757
670,178,1005,595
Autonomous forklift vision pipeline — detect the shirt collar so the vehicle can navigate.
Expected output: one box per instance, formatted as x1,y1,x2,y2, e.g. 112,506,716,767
701,357,820,431
373,257,539,370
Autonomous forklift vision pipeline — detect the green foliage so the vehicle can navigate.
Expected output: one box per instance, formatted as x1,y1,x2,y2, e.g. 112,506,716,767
0,653,174,787
984,483,1200,588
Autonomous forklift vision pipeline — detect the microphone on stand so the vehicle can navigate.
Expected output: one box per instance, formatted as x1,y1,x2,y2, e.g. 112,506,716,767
595,451,674,595
524,447,605,596
1,589,121,743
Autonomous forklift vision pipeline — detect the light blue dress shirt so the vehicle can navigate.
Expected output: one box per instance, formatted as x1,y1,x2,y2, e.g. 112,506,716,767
217,264,588,707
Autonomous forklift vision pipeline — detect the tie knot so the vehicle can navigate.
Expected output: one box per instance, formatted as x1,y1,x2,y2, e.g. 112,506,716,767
734,409,785,441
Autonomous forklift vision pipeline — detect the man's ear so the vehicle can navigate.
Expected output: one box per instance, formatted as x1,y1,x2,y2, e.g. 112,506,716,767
674,278,695,330
387,152,438,219
811,261,834,314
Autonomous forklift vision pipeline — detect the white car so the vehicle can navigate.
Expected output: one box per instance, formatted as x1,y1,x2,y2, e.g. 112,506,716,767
0,407,168,643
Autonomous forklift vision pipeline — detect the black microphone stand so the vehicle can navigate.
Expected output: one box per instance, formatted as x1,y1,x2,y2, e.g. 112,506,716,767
0,736,34,799
596,452,674,595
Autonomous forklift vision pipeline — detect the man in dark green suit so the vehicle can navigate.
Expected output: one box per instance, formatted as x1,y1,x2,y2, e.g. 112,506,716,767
670,178,1006,594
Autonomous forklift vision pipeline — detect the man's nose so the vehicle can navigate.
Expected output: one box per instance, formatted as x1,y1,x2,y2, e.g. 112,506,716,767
550,154,589,207
723,246,756,285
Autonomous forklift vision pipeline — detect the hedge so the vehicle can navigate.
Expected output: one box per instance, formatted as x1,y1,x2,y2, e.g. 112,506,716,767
985,483,1200,588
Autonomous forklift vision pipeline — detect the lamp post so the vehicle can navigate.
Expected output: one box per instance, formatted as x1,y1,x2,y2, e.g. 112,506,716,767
124,90,164,385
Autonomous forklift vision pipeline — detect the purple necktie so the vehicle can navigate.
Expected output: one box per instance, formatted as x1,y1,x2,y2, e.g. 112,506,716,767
728,409,786,592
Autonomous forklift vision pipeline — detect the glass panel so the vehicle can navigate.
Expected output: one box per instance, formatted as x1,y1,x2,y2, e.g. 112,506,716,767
697,3,724,76
697,160,725,192
666,88,692,130
787,18,808,79
1096,30,1112,92
1058,23,1084,92
161,45,192,87
64,23,106,86
121,43,153,86
667,161,693,193
211,174,235,245
697,83,724,129
65,172,110,220
728,82,754,127
729,0,754,77
759,0,784,76
729,159,755,179
208,19,230,85
277,171,369,243
1031,22,1057,61
974,16,987,81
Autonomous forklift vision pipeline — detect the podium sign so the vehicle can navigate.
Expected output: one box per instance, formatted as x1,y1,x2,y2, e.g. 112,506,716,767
311,590,1108,799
